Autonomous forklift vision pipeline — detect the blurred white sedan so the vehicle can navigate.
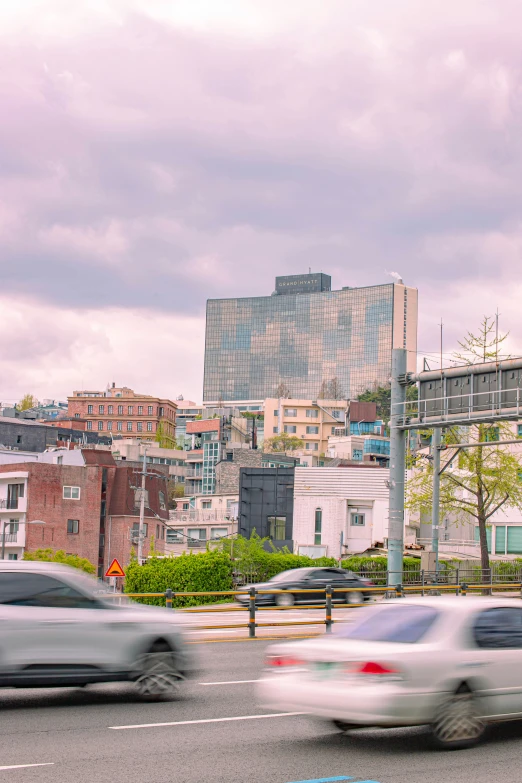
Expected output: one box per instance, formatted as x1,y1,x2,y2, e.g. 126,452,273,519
257,596,522,749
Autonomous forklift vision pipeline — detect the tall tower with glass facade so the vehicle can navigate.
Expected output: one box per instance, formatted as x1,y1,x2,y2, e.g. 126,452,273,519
203,273,418,403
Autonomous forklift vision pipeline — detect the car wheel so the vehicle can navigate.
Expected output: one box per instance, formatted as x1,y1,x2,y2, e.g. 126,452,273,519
276,592,295,607
332,720,355,733
346,591,364,605
134,641,184,701
431,688,485,750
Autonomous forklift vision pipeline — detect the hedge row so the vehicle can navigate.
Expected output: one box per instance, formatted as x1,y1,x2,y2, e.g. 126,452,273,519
124,550,522,607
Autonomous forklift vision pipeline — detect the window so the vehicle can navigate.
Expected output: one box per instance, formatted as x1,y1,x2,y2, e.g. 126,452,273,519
273,410,278,416
117,421,123,431
331,427,336,434
107,421,113,431
7,554,18,560
127,422,133,431
108,405,113,415
63,486,80,500
57,456,63,465
474,526,492,553
7,520,19,535
352,448,363,460
67,519,79,535
148,405,154,415
138,405,143,415
74,413,80,419
305,442,318,451
159,491,166,510
306,426,319,434
86,421,93,430
473,608,522,649
314,508,322,545
284,408,297,417
128,405,133,415
268,515,286,540
182,503,190,510
273,426,278,433
187,528,206,545
137,422,143,432
306,409,318,418
351,513,365,526
16,435,22,444
226,452,233,461
201,500,212,509
98,421,103,431
166,528,183,544
332,410,341,419
159,407,164,417
88,404,93,414
132,522,148,537
7,484,24,509
0,573,98,609
335,605,439,643
147,422,153,432
284,425,297,434
118,405,124,415
98,405,104,414
211,528,228,540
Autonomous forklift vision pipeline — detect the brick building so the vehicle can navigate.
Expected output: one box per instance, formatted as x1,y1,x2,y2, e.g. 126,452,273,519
0,450,169,575
67,384,177,442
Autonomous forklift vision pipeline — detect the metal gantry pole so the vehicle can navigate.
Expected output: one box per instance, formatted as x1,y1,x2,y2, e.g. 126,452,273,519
387,348,408,587
431,427,441,579
137,448,147,565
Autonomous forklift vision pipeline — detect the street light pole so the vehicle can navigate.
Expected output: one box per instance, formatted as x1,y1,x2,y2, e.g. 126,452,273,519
137,448,147,565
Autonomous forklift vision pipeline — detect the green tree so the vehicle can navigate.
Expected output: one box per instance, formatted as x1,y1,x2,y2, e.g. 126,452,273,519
17,393,38,411
357,383,417,423
155,420,176,448
23,548,96,574
263,432,304,452
407,316,522,572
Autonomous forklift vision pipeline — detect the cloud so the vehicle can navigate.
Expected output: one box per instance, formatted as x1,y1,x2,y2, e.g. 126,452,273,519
2,0,522,400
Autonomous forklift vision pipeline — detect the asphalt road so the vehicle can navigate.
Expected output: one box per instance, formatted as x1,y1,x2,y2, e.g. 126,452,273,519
2,640,522,783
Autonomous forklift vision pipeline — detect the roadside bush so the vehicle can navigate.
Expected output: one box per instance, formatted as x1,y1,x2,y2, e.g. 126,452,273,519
124,550,233,607
23,548,96,574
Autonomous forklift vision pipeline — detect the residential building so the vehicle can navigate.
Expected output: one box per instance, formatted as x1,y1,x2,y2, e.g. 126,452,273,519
326,434,390,466
109,439,187,486
0,417,110,452
67,384,176,443
184,415,250,496
174,400,203,448
264,398,348,455
215,447,298,495
238,467,295,550
292,467,394,558
0,450,169,573
203,273,417,402
166,494,239,555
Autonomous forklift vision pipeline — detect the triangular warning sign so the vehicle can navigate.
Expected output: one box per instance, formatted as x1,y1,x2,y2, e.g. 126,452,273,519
105,559,125,578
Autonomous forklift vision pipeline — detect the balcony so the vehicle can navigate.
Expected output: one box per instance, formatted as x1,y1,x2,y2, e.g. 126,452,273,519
0,499,20,511
169,509,236,523
0,532,18,544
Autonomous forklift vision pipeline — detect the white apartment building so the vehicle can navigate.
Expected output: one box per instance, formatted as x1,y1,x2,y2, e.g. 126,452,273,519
0,469,29,560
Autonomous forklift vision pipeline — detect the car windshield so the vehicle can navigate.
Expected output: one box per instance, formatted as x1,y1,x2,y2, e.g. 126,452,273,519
334,604,440,644
269,568,315,583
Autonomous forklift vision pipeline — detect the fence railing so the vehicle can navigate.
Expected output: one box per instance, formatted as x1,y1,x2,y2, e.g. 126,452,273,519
119,581,522,639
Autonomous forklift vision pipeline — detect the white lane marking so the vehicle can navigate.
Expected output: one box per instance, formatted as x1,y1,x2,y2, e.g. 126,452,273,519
109,712,304,730
0,764,55,771
199,679,258,685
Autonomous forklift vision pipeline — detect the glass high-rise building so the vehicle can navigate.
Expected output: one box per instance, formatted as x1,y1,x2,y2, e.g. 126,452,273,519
203,273,418,403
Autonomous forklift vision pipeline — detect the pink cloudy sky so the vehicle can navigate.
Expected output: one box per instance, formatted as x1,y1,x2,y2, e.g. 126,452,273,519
1,0,522,405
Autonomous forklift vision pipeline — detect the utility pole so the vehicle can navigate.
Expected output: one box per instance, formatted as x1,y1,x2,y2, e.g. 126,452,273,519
431,427,441,577
137,448,147,565
387,348,408,587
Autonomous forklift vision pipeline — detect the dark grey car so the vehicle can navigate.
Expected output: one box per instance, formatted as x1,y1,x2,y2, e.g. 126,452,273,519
235,567,373,607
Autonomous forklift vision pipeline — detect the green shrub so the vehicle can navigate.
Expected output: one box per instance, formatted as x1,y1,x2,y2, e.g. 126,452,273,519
124,550,233,607
23,548,95,574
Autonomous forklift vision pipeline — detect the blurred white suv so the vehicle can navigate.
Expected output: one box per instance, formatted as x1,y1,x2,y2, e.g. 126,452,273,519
258,596,522,749
0,561,196,699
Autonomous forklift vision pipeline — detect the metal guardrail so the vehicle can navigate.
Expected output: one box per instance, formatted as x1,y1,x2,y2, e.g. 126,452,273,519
119,582,522,638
